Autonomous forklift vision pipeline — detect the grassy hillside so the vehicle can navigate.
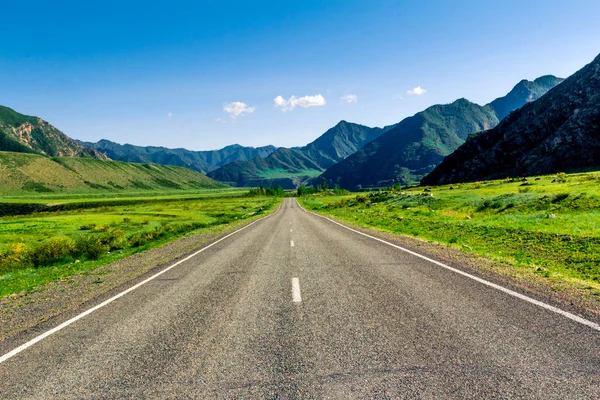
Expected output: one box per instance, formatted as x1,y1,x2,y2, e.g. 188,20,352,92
0,105,106,159
302,170,600,303
208,121,392,188
83,140,277,174
0,151,227,195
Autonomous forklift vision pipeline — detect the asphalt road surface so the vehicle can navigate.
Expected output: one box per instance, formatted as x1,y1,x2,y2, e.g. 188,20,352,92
1,198,599,398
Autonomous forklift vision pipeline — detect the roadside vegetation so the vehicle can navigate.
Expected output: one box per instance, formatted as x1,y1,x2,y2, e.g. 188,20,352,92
0,191,280,297
300,171,600,299
297,182,348,196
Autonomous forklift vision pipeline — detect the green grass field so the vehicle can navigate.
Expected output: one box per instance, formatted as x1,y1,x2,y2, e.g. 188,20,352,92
301,171,600,298
0,192,280,297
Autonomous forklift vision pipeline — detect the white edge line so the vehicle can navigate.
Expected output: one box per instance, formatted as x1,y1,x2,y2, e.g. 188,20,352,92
292,277,302,303
290,240,295,247
0,203,282,365
296,200,600,332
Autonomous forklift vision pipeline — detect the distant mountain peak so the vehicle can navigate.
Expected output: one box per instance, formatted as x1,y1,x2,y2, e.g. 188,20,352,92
488,74,564,120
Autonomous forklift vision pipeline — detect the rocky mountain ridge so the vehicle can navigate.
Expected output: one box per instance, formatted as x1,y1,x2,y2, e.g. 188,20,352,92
0,106,107,159
315,74,563,189
421,54,600,185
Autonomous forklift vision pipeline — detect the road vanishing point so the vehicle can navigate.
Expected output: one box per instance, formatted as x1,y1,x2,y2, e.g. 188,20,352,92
1,198,598,398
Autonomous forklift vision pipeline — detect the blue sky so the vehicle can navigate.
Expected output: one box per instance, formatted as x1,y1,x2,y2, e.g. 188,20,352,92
1,0,599,150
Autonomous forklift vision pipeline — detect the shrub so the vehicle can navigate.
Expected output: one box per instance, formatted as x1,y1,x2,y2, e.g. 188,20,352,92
552,193,569,203
79,224,97,231
93,225,109,232
0,243,32,272
73,235,107,260
128,232,148,248
553,172,567,183
99,229,127,250
477,199,504,211
31,238,75,267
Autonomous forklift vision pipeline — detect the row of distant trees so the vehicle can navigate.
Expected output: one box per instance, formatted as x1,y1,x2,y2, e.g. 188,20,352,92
297,182,345,196
247,186,286,197
247,182,347,197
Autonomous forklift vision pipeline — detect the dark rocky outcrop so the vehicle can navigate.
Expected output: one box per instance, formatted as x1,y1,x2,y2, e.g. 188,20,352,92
422,54,600,185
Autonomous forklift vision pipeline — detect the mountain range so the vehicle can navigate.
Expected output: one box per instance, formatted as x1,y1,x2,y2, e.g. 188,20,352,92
421,54,600,185
2,59,592,193
315,75,563,190
207,121,394,188
82,139,277,174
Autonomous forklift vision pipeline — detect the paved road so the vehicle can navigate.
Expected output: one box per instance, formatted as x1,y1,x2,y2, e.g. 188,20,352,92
1,198,599,398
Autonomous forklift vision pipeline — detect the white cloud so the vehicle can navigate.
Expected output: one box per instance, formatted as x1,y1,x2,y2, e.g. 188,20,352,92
223,101,256,119
167,112,173,118
273,95,287,109
273,94,326,112
407,86,426,96
340,94,358,103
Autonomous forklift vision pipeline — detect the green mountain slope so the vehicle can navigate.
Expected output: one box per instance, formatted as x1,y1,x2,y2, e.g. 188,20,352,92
316,75,562,190
422,54,600,185
82,139,277,174
0,151,227,195
0,106,107,159
207,121,392,188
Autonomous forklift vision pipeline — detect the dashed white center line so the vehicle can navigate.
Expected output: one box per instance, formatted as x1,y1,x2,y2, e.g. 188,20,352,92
290,229,293,232
290,240,295,247
292,277,302,303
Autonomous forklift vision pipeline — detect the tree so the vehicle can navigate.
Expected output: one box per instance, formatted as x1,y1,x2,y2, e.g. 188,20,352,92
297,185,307,197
